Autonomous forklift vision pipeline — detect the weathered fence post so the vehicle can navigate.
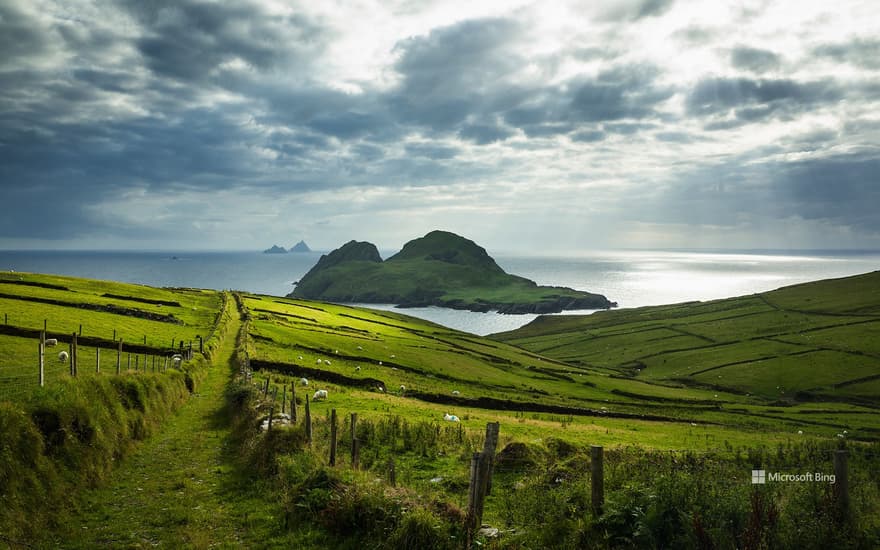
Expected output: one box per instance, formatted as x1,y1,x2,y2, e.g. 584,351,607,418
70,332,77,377
96,347,100,374
135,354,139,372
152,355,156,373
483,422,500,496
264,378,270,397
352,438,360,470
143,335,147,345
127,353,131,372
834,449,849,518
388,457,396,486
44,319,47,332
116,339,122,374
329,409,338,466
304,394,312,444
38,331,45,387
466,452,482,539
113,329,116,341
290,382,297,422
281,385,287,415
78,324,82,336
591,445,604,517
163,356,168,373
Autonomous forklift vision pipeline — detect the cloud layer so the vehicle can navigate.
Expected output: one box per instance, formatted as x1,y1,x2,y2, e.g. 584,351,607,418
1,0,878,251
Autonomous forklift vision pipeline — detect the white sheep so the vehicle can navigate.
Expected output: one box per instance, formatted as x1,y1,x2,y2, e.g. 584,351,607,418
316,359,322,365
300,378,309,386
313,389,328,401
377,386,384,392
171,354,183,366
297,355,303,360
443,413,460,422
452,390,460,395
357,345,363,350
334,349,339,354
355,366,361,372
378,361,382,365
324,360,332,366
44,338,58,347
390,354,396,358
58,350,69,362
399,385,406,392
797,430,803,435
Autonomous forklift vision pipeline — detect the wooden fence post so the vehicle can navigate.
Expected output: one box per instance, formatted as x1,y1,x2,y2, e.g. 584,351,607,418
135,354,139,372
127,353,131,372
388,457,396,486
113,329,116,341
163,356,168,373
281,385,287,415
352,438,360,470
96,347,100,374
44,319,47,331
834,450,849,518
264,378,270,397
329,409,338,466
482,422,500,496
143,335,147,345
38,332,45,387
291,382,297,422
304,394,312,444
591,445,604,517
70,332,77,377
116,339,122,374
466,452,482,537
78,324,82,336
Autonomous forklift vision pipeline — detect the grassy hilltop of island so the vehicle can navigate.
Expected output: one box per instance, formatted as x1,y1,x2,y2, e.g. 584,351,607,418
289,230,616,313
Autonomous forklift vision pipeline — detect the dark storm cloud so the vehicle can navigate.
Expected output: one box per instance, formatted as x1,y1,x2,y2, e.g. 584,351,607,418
119,0,328,82
640,152,880,232
404,143,459,160
730,46,781,73
0,2,54,69
686,77,842,127
814,38,880,70
596,0,675,21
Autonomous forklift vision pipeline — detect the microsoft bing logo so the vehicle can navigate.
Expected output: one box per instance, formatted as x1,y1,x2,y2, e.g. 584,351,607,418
752,469,766,484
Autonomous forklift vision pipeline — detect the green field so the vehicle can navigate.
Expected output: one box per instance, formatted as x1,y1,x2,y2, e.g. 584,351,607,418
3,270,879,547
0,271,223,400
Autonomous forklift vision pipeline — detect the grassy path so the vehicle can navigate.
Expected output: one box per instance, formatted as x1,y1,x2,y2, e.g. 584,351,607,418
57,298,297,549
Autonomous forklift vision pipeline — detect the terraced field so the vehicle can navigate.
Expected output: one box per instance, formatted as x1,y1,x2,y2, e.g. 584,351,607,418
241,282,880,447
0,271,223,399
494,271,880,405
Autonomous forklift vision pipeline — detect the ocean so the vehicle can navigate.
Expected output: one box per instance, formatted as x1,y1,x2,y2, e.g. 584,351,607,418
1,249,878,335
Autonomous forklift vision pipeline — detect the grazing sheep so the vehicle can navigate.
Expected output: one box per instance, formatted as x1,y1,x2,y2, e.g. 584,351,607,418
334,349,339,354
357,345,363,350
452,390,460,396
300,378,309,386
390,354,396,358
797,430,803,435
313,389,328,401
316,359,322,365
443,413,460,422
377,386,384,392
355,366,361,372
58,350,69,362
399,385,406,392
44,338,58,347
324,360,331,366
297,355,303,360
378,361,382,365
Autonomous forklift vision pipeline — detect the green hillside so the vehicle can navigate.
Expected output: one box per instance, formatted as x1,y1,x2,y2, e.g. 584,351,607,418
492,270,880,404
290,230,615,313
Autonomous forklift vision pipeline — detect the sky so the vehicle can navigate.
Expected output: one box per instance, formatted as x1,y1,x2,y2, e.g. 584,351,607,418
1,0,879,253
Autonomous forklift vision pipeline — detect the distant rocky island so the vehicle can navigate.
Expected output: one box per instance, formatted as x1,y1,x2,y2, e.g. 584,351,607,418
289,230,616,314
263,240,312,254
290,240,311,253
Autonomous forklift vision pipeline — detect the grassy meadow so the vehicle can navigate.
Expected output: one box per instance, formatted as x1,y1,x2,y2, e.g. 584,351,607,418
1,270,879,547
